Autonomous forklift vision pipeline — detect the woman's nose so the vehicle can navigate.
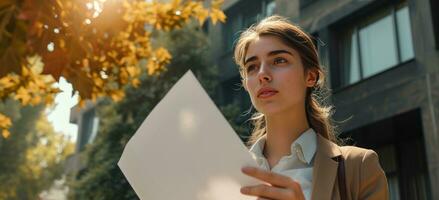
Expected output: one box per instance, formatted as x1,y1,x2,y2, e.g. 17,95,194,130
257,63,272,83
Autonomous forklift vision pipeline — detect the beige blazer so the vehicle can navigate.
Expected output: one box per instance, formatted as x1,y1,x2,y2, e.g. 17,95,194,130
311,134,389,200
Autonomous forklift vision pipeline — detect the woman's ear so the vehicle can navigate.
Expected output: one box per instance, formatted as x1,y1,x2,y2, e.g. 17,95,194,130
306,69,319,87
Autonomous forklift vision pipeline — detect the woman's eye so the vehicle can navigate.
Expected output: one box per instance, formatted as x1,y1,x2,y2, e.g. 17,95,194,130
246,64,257,72
274,57,287,65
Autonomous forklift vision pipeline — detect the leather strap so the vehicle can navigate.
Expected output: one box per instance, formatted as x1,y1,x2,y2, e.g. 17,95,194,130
336,156,347,200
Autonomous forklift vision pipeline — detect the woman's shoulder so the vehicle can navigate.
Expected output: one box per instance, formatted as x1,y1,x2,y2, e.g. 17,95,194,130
338,145,380,166
337,145,389,198
339,145,378,160
317,136,389,198
338,145,385,181
316,134,382,167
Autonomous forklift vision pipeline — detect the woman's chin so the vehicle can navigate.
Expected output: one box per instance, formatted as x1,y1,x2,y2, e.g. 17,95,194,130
257,106,285,116
257,103,300,117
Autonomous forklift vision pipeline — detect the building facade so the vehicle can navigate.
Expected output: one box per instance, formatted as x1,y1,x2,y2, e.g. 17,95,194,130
65,101,99,175
206,0,439,199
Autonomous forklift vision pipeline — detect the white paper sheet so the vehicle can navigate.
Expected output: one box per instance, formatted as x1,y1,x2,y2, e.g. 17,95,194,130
118,70,260,200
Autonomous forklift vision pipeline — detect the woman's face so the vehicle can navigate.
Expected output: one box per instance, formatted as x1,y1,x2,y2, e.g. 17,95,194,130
242,35,317,116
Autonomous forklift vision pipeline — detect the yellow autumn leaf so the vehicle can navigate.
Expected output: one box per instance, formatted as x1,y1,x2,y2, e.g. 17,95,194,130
155,47,172,62
146,47,172,75
21,65,30,77
196,9,209,25
119,68,129,84
30,95,42,106
14,86,31,105
210,8,226,24
2,129,10,139
0,113,12,128
27,55,44,74
0,75,17,88
110,90,125,102
132,78,140,88
93,74,104,87
126,66,140,77
45,94,55,105
171,0,181,8
147,61,158,75
27,81,38,91
0,0,226,131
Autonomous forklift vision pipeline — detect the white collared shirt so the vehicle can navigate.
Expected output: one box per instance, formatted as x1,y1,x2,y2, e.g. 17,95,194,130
249,128,317,200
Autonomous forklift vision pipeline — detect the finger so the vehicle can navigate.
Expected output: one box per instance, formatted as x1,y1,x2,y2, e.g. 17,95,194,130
290,181,306,200
256,198,272,200
242,166,293,188
241,184,293,200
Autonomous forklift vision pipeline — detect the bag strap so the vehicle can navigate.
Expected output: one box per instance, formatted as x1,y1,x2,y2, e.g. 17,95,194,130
336,155,347,200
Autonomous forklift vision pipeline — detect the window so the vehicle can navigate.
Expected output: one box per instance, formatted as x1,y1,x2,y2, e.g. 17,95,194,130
376,145,400,200
338,3,414,87
222,0,276,52
224,13,243,52
431,0,439,49
265,1,276,17
79,108,98,151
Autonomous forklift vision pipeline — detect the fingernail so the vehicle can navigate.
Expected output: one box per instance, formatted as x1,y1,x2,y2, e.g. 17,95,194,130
240,187,249,194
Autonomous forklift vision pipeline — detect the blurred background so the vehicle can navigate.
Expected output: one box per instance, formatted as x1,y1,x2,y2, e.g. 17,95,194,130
0,0,438,199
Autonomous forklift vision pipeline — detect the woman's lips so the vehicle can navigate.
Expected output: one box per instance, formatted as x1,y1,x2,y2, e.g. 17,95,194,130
257,87,278,98
258,91,278,98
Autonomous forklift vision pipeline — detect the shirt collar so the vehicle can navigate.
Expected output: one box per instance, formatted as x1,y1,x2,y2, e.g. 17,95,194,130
249,128,317,165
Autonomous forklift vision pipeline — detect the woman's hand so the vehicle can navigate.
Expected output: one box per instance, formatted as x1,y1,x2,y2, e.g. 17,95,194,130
241,166,305,200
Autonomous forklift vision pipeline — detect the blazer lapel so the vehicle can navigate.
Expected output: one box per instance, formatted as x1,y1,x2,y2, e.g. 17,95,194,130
311,135,342,200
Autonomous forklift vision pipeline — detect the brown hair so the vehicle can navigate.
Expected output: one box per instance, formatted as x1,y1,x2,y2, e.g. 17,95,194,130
233,15,338,145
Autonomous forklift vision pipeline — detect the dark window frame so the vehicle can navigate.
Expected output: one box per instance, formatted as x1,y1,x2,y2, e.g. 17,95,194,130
431,0,439,49
330,0,415,90
300,0,318,9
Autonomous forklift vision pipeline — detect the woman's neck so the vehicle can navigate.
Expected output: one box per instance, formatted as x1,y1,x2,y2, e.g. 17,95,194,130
263,108,310,168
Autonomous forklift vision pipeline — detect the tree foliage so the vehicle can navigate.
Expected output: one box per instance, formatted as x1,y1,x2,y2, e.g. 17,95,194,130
0,100,74,199
0,0,226,137
67,24,248,199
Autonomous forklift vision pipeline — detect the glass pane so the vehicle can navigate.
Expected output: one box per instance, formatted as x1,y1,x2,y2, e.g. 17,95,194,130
341,29,360,86
376,145,398,173
265,1,276,17
388,175,401,200
376,145,400,200
359,14,398,77
224,14,241,51
396,6,415,62
415,174,428,200
89,117,99,144
349,31,361,84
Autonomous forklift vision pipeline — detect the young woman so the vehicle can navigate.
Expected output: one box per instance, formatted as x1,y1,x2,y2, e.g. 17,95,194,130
234,16,389,200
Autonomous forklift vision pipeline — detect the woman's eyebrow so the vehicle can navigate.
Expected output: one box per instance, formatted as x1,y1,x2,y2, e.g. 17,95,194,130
244,49,293,65
268,49,293,57
244,56,258,65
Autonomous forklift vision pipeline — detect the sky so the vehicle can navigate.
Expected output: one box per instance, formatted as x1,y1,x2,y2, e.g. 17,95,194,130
46,77,78,142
